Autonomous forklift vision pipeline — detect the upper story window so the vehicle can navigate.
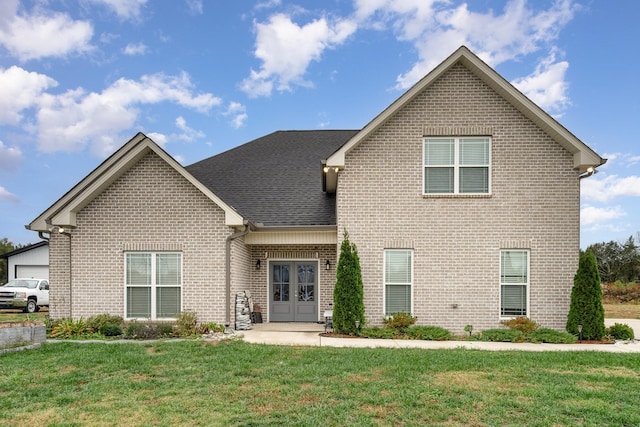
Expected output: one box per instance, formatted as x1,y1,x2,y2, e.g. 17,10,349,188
423,137,491,194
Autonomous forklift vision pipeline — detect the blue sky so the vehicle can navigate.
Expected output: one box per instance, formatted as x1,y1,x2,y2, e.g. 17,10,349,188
0,0,638,249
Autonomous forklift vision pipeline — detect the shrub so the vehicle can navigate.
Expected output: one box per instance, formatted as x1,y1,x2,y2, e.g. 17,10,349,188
567,251,606,340
501,316,538,334
199,322,225,334
405,325,452,341
528,328,577,344
607,323,635,340
123,322,173,339
333,230,365,335
482,329,524,343
359,327,399,339
383,313,417,331
86,314,124,334
175,311,199,337
50,318,90,338
99,323,123,337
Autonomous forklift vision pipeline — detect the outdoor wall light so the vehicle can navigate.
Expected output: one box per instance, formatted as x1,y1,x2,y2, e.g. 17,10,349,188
325,259,331,270
578,166,596,180
323,166,329,173
256,259,261,270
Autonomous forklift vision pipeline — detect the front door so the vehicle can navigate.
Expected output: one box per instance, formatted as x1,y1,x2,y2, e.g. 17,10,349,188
269,261,318,322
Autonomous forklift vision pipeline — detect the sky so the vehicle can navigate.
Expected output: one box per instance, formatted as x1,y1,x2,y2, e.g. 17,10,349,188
0,0,638,249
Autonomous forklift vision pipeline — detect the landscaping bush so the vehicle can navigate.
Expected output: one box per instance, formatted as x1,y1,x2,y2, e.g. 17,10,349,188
607,323,635,340
405,325,452,341
124,322,173,339
99,323,123,337
501,316,538,334
175,311,199,337
50,318,90,338
481,329,524,343
528,328,577,344
86,314,124,334
333,230,365,335
383,313,417,331
358,327,399,339
567,250,606,340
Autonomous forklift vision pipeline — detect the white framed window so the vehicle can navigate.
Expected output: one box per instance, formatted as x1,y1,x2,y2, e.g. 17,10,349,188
423,137,491,194
125,252,182,320
384,249,413,315
500,250,529,317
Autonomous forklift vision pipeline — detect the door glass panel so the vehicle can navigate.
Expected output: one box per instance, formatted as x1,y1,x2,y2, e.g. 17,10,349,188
272,265,290,302
297,264,315,302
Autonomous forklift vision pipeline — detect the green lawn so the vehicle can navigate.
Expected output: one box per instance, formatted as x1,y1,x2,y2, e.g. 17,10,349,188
1,340,639,426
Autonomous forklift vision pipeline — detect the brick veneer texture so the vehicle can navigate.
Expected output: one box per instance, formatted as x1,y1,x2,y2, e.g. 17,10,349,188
336,63,579,333
50,152,240,324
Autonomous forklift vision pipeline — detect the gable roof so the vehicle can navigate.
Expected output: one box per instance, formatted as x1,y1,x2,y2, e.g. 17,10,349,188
0,241,48,260
28,133,244,233
186,130,357,228
326,45,605,175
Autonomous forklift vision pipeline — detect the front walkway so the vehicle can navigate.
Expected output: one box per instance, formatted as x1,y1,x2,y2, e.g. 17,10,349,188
236,320,640,353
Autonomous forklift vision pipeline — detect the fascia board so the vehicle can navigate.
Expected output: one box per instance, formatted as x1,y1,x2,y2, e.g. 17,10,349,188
30,133,244,232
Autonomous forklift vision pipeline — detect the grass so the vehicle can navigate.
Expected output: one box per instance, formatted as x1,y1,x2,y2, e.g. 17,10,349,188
603,303,640,319
1,340,639,426
0,309,48,323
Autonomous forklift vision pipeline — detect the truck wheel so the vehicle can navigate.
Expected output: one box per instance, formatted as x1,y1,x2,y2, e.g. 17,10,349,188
24,299,37,313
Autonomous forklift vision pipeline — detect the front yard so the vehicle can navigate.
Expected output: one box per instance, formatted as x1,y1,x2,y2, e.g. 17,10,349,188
1,340,639,426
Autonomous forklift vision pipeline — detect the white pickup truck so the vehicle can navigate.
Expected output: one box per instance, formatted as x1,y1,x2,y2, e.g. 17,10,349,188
0,278,49,313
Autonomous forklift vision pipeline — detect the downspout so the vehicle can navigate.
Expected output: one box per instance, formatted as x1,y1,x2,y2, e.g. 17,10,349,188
225,223,253,327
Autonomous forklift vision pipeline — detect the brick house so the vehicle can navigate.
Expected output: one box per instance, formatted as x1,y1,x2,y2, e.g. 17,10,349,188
28,46,604,332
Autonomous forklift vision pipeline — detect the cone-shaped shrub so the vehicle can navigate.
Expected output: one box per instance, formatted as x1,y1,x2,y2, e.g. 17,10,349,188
333,230,365,335
566,250,606,340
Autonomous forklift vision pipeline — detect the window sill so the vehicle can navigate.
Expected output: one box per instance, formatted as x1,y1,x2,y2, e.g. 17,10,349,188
422,193,492,199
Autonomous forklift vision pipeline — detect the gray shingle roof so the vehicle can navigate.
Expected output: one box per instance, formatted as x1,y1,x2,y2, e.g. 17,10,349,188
185,130,358,227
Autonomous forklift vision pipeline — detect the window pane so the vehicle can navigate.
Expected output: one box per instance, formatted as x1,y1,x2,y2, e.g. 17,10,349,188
127,287,151,318
501,284,526,316
156,253,181,285
424,139,454,165
460,167,489,193
126,253,151,285
460,138,489,165
157,286,181,318
386,285,411,314
385,251,412,283
425,167,454,193
501,251,528,283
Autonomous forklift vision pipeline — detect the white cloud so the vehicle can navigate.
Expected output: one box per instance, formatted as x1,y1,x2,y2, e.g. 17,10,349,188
175,116,205,142
511,50,570,113
351,0,577,90
241,13,357,97
581,205,626,226
0,0,94,61
36,72,221,156
147,132,168,147
0,66,57,125
224,102,248,128
582,174,640,203
185,0,203,15
0,185,19,203
0,141,23,172
123,42,148,56
90,0,148,21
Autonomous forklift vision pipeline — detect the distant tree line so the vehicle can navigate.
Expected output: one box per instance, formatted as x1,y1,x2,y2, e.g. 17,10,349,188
586,234,640,283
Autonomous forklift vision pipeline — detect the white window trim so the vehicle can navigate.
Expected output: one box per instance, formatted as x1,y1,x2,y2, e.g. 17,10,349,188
124,251,183,320
499,249,530,319
383,249,414,316
422,136,492,195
